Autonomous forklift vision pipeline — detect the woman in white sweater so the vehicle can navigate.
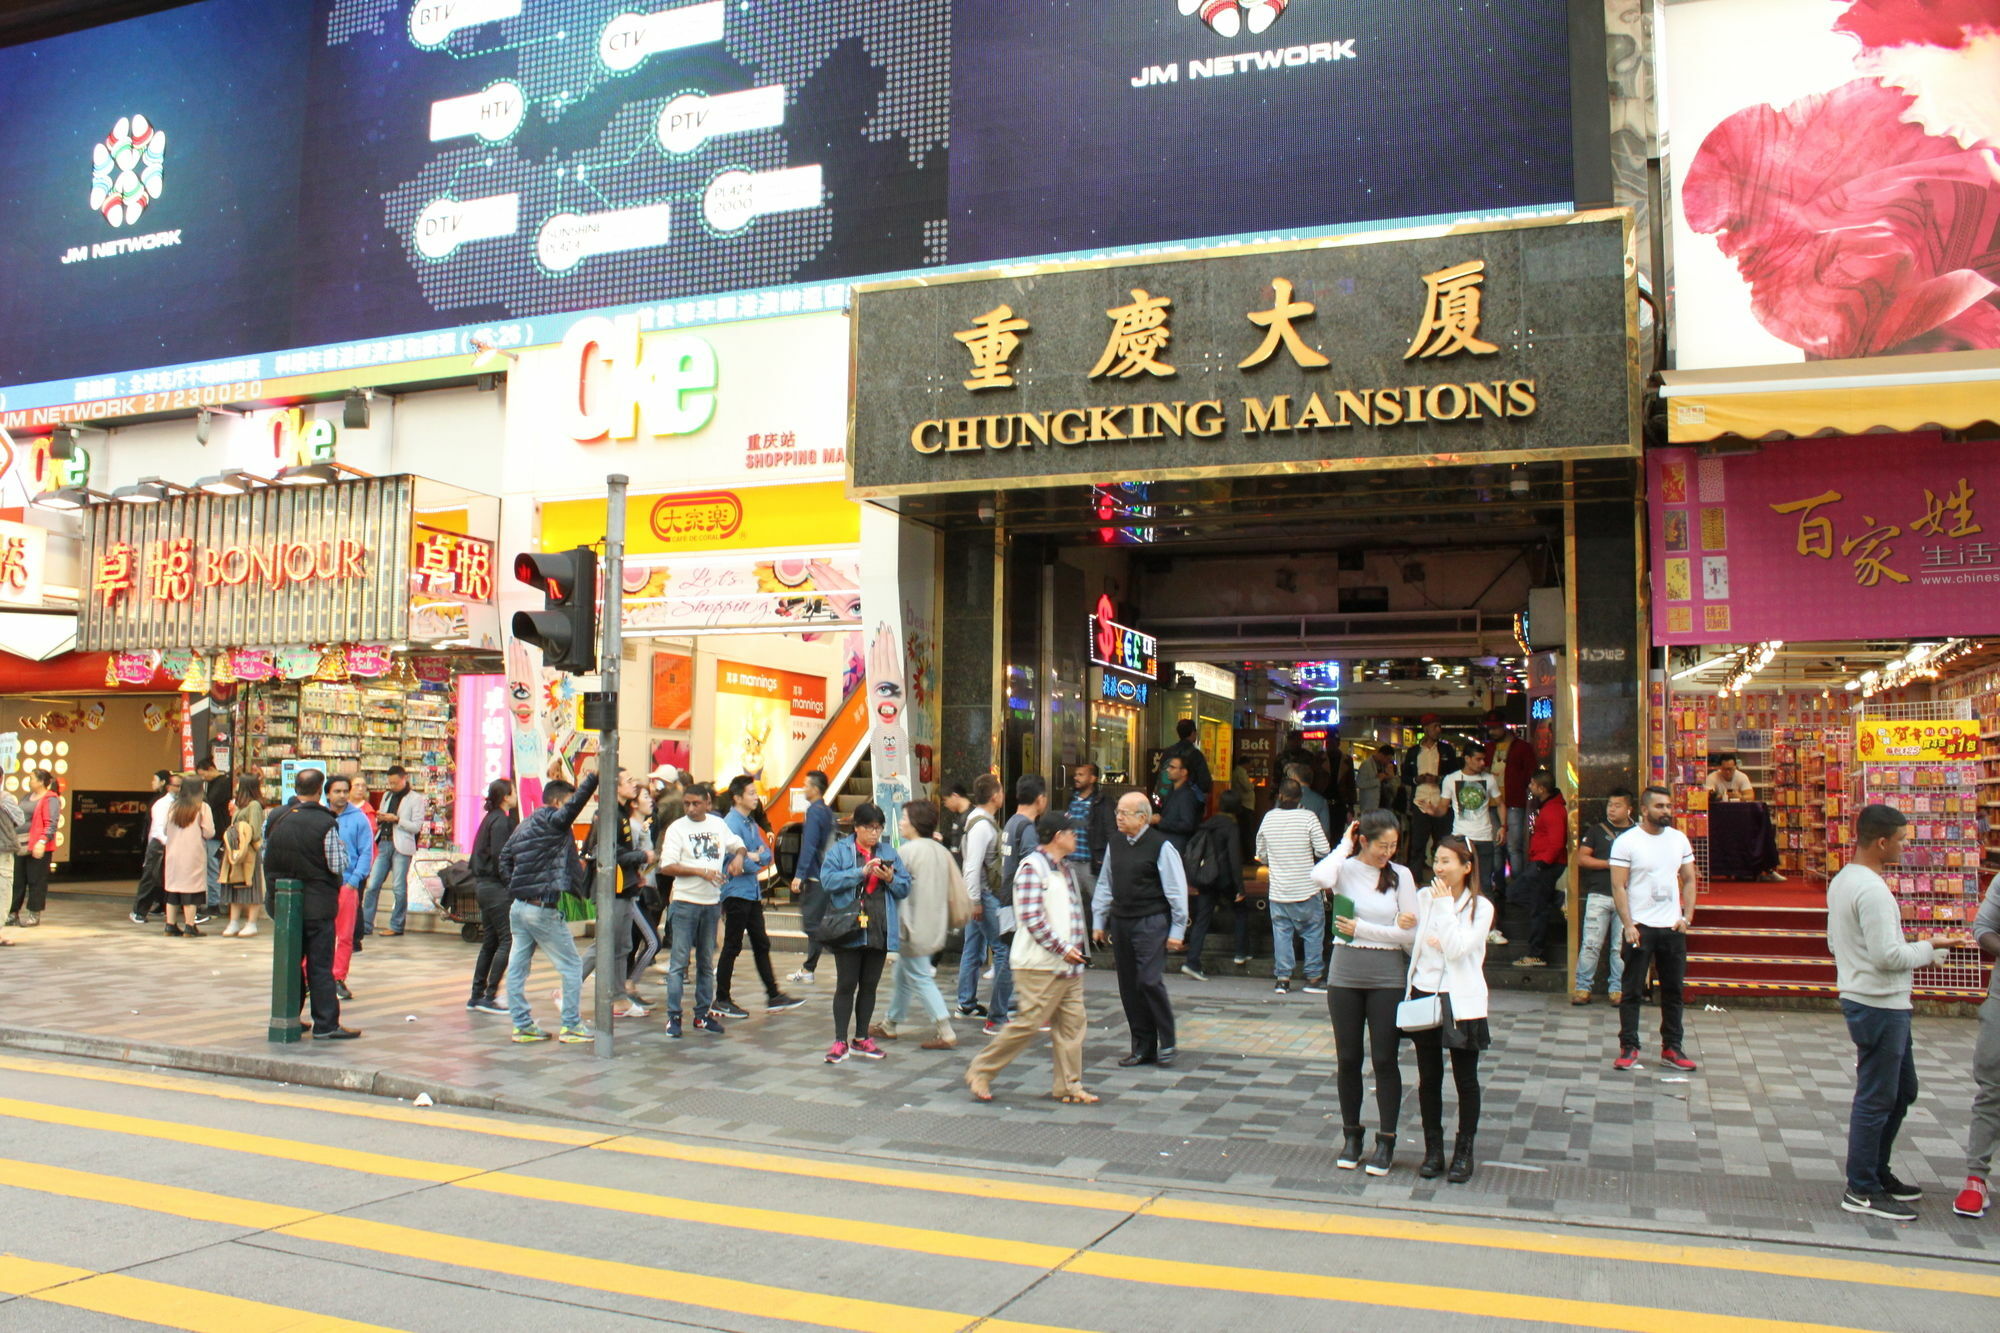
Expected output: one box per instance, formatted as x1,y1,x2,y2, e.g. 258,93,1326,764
1313,809,1419,1176
1407,835,1495,1183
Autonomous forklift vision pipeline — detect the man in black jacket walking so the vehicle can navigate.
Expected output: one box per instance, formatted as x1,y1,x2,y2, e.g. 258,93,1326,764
500,766,600,1044
262,769,359,1040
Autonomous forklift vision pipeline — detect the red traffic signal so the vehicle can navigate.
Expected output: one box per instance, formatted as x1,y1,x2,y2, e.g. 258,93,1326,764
512,547,598,674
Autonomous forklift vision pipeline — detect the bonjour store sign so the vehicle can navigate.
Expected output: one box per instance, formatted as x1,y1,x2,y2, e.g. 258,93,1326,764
77,476,416,651
848,211,1637,495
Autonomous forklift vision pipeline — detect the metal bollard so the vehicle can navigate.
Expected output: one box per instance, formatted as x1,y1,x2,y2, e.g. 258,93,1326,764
268,878,303,1043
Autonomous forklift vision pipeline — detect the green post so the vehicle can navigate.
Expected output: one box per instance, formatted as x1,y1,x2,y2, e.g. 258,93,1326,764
268,877,303,1043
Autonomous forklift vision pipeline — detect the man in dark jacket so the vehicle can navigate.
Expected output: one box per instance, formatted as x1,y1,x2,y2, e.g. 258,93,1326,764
1063,763,1118,906
197,757,230,910
1154,718,1212,801
500,766,599,1043
261,768,358,1040
1154,755,1204,855
1179,791,1247,980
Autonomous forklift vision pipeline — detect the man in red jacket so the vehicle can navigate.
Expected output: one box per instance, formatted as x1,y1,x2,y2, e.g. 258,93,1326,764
1512,769,1568,969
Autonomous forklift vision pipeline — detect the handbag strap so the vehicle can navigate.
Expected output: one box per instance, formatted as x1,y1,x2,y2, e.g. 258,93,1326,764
1402,891,1430,1002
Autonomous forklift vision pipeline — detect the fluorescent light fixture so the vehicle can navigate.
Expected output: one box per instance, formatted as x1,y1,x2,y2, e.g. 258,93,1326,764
194,469,254,495
34,486,104,510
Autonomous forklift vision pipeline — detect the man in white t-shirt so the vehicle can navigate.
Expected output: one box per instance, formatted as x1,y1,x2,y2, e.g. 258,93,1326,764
1610,786,1699,1073
1704,754,1754,802
657,782,747,1038
1439,746,1503,894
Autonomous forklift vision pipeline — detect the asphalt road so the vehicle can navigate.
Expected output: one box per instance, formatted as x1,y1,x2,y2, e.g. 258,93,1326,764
0,1050,1993,1332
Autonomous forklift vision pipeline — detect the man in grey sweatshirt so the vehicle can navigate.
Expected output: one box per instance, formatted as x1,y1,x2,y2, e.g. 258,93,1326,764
1826,803,1972,1221
1955,874,2000,1220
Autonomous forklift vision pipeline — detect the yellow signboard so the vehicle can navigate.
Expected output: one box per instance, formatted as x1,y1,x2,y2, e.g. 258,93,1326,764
540,481,858,557
1855,718,1980,764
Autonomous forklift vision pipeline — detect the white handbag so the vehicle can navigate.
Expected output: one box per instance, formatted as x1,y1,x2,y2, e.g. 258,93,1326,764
1395,894,1446,1032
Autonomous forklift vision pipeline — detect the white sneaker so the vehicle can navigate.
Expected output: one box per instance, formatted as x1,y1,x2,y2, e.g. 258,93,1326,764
787,969,815,984
982,967,995,981
239,924,258,937
222,921,242,937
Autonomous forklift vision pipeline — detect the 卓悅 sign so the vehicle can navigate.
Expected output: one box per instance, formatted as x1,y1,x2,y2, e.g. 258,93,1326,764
77,476,416,651
1856,719,1980,765
1647,432,2000,645
1090,595,1157,678
848,211,1637,495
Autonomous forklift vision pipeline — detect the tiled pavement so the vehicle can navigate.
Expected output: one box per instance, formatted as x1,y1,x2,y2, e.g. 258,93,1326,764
4,892,1996,1263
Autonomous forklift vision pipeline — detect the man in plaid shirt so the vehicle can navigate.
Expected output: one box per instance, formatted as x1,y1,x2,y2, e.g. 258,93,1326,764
966,809,1095,1103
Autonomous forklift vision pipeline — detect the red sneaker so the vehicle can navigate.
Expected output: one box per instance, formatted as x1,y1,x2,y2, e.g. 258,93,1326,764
1613,1047,1641,1070
1660,1048,1698,1071
1954,1176,1989,1218
851,1037,885,1060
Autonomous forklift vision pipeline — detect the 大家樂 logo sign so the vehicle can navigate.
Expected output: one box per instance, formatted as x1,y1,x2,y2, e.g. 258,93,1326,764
89,115,165,228
1181,0,1289,37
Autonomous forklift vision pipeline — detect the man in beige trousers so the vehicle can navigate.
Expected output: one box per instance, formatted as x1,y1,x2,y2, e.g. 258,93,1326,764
966,809,1095,1104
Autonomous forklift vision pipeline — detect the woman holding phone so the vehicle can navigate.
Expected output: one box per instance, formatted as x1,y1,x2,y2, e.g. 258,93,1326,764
817,802,911,1064
1407,835,1494,1182
1312,809,1420,1175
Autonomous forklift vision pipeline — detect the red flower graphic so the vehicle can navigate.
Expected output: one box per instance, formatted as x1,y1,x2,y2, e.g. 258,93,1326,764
1683,77,2000,359
1835,0,2000,52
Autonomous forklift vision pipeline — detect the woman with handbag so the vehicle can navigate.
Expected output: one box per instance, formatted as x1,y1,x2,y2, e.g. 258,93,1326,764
1405,835,1495,1183
465,779,519,1014
219,775,265,937
160,774,215,937
872,799,961,1049
816,802,910,1064
1312,809,1420,1175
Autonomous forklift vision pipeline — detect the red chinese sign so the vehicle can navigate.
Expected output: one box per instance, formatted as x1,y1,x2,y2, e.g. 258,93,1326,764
1649,433,2000,644
411,525,495,602
648,491,743,547
93,538,370,604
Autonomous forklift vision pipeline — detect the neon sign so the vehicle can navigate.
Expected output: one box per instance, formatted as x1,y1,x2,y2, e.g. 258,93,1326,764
1530,695,1553,722
1299,698,1341,727
1099,672,1150,706
1089,593,1157,678
1294,661,1341,689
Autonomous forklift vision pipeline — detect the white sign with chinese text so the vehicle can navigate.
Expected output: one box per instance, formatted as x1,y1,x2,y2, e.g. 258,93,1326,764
0,519,50,607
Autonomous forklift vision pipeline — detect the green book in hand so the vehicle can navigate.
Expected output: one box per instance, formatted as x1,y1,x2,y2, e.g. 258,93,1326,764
1331,893,1356,943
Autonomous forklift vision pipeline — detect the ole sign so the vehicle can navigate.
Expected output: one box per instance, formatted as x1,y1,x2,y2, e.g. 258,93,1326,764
560,314,718,443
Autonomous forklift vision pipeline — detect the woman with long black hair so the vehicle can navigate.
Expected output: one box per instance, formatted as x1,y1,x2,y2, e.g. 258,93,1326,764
1408,835,1494,1183
465,779,518,1014
816,802,909,1064
1313,808,1420,1175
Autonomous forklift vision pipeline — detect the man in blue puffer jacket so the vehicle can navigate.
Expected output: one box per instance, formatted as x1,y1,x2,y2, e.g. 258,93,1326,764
500,765,599,1044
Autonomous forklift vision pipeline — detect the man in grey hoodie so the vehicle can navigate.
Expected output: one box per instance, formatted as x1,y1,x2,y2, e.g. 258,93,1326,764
1826,803,1972,1221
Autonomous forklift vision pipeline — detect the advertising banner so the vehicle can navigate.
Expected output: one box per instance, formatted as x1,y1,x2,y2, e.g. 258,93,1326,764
452,674,512,851
651,652,693,731
0,1,1574,415
1646,433,2000,645
1664,0,2000,370
713,660,828,802
849,212,1636,495
540,481,858,557
1856,719,1980,765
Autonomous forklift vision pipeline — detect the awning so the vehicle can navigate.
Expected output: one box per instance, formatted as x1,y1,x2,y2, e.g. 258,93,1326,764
1659,351,2000,443
0,612,77,663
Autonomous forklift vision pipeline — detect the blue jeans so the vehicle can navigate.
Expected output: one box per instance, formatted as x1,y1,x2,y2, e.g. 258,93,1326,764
506,900,582,1031
203,837,222,907
1270,897,1324,982
1574,894,1625,995
956,911,988,1007
1842,1000,1919,1195
667,900,722,1018
1470,840,1500,900
1504,807,1528,886
362,846,411,934
886,949,949,1026
966,891,1015,1021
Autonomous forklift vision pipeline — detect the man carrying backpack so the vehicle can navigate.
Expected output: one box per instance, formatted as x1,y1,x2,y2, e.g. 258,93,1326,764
956,775,1010,1026
1179,791,1246,980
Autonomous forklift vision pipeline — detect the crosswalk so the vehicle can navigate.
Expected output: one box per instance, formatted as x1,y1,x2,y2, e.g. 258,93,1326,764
0,1051,1993,1332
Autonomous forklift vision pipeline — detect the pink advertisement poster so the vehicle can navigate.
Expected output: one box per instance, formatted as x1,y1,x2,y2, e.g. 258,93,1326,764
1648,432,2000,645
454,674,513,852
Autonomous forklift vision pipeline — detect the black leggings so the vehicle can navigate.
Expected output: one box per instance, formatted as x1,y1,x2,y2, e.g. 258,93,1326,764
831,946,887,1043
469,898,513,996
1410,1025,1483,1139
1328,985,1404,1133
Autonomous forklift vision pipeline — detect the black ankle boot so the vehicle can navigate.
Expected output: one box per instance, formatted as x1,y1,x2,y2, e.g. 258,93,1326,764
1336,1127,1366,1169
1448,1133,1475,1183
1365,1132,1396,1176
1419,1132,1446,1179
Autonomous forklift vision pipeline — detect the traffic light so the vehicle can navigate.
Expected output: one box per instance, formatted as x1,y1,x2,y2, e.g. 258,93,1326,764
512,547,599,673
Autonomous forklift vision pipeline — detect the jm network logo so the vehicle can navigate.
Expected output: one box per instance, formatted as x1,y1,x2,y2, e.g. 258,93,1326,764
1181,0,1290,37
89,114,165,228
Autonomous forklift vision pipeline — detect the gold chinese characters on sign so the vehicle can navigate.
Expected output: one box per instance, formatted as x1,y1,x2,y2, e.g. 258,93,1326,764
1770,477,1985,589
920,259,1531,458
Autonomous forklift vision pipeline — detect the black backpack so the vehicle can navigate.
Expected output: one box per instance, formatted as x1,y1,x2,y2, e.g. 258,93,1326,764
1184,824,1232,891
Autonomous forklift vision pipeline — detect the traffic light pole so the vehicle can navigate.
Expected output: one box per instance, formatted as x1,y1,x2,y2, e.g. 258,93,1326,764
593,473,627,1058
